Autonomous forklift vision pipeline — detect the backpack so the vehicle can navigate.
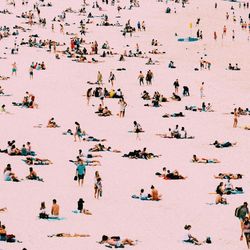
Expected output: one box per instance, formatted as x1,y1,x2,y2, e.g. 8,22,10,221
235,205,243,218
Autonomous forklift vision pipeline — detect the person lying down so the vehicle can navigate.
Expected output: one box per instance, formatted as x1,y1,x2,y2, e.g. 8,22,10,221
192,155,220,163
23,157,52,165
48,233,90,238
99,235,136,248
155,168,187,180
214,173,243,179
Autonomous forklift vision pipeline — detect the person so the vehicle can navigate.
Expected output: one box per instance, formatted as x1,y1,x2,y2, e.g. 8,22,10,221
242,217,250,248
233,108,239,128
48,233,90,238
183,225,202,245
51,199,60,217
75,159,87,186
74,122,82,142
39,202,49,219
118,98,127,117
235,202,250,240
200,82,205,98
3,164,19,182
215,182,227,204
26,167,42,181
138,71,144,86
192,155,220,163
108,71,115,86
145,70,153,85
151,185,161,201
99,235,135,247
173,79,179,94
94,177,102,199
77,198,84,213
47,117,59,128
212,140,236,148
86,88,92,105
11,62,17,76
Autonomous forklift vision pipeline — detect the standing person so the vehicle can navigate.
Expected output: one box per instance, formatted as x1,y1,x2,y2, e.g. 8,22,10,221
86,88,92,105
118,98,127,117
173,79,179,94
200,82,205,98
29,66,34,79
97,71,103,85
242,217,250,248
233,108,239,128
94,172,102,199
138,71,144,86
108,71,115,87
51,199,60,217
235,202,250,240
146,70,153,85
74,122,82,142
213,31,217,40
11,62,17,76
133,121,143,140
75,159,86,186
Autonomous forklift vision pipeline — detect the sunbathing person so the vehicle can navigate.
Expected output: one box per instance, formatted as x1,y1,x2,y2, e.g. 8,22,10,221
48,233,90,238
123,148,160,159
70,156,100,166
24,157,52,165
156,168,186,180
89,144,120,153
99,235,135,247
47,117,59,128
162,112,184,118
192,155,220,163
211,140,237,148
214,173,243,179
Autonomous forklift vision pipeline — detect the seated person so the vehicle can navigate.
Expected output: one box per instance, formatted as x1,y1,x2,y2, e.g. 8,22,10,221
47,117,59,128
26,167,43,181
98,106,112,116
171,92,181,101
141,90,151,100
168,60,176,68
183,225,202,245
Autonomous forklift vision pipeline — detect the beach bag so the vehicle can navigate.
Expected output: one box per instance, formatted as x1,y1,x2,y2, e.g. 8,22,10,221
74,176,78,181
235,205,243,218
236,187,243,192
206,237,212,244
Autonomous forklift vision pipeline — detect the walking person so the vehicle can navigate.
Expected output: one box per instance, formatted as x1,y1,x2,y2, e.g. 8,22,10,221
12,62,17,76
138,71,144,86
